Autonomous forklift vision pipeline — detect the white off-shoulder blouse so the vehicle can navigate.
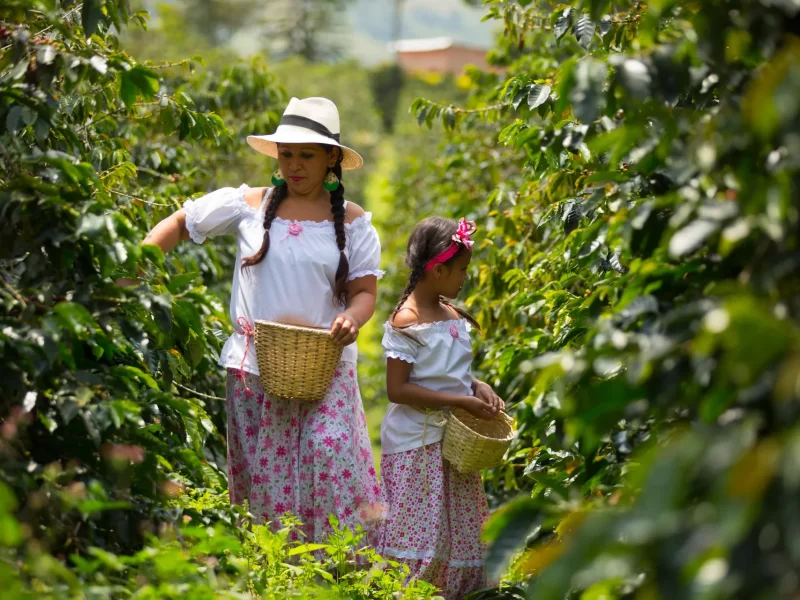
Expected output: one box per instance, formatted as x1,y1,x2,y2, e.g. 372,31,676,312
183,184,384,374
380,319,474,455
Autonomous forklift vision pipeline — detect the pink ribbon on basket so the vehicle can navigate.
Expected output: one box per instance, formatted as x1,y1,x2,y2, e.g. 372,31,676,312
237,317,254,394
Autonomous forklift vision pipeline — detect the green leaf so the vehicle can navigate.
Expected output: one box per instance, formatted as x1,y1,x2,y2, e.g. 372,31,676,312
599,15,613,37
613,57,652,100
120,71,137,108
483,497,543,581
5,106,22,133
128,66,160,101
167,272,199,293
82,0,102,38
668,219,718,258
111,365,159,391
554,8,573,40
443,107,456,131
151,294,173,333
575,14,596,49
287,543,328,556
528,84,551,110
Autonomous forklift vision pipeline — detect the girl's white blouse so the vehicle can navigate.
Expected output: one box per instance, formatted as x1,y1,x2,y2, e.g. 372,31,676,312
183,184,384,375
380,319,474,455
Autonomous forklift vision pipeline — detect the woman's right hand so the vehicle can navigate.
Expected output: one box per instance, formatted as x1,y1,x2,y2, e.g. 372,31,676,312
459,396,497,421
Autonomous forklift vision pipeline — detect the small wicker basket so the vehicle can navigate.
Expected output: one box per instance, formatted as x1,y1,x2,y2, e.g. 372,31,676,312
442,408,515,473
254,321,343,401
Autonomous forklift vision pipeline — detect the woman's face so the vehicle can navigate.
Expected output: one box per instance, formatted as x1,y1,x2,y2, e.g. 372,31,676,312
277,143,338,195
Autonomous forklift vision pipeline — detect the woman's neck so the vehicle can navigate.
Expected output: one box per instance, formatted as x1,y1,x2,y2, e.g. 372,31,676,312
286,183,329,203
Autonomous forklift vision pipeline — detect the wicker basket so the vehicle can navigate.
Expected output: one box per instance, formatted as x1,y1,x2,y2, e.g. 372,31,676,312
254,321,343,401
442,408,515,473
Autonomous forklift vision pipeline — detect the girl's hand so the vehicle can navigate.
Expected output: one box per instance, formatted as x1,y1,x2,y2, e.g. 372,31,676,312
460,396,497,421
473,380,505,415
330,313,359,346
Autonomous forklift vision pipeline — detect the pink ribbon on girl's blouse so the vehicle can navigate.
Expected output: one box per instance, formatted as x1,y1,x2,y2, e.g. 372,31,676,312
237,317,254,393
424,218,477,271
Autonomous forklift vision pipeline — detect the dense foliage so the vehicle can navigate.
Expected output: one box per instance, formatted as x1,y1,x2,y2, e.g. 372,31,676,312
4,0,800,598
377,0,800,598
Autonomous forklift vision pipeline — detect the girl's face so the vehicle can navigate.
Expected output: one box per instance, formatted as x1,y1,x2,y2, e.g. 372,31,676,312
277,143,338,194
435,249,472,299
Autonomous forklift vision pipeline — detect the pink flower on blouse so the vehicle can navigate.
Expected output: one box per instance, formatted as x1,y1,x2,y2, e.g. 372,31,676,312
259,457,268,468
336,399,345,409
290,417,299,428
283,485,291,496
245,425,256,439
342,469,352,480
323,436,335,449
276,445,288,457
314,423,326,435
450,324,459,339
264,438,274,450
274,502,287,515
288,222,303,236
253,474,262,485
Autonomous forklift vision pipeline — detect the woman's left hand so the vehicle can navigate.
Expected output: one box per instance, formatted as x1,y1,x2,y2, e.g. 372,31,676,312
330,313,359,346
473,380,504,415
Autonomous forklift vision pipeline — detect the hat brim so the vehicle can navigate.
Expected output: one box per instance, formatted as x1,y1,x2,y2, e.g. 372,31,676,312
247,126,363,170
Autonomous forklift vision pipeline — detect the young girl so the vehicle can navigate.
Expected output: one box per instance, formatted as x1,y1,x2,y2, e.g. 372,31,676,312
377,216,504,599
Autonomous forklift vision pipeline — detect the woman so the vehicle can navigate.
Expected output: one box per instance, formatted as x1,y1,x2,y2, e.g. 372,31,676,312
138,97,385,541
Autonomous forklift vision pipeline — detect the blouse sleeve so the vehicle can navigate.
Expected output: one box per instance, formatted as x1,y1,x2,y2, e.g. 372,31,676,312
346,214,385,281
382,324,420,364
182,184,249,244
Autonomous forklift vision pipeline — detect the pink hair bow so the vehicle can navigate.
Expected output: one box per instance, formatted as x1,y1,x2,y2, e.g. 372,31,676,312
453,218,477,249
424,218,478,271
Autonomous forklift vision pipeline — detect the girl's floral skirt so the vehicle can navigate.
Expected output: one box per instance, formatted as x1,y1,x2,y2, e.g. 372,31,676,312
377,442,489,600
226,364,384,543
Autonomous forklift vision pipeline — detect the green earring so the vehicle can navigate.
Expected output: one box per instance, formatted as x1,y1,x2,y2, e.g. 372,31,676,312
323,170,340,192
271,169,285,186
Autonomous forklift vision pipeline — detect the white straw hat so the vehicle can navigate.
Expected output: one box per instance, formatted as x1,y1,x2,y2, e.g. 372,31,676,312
247,97,363,170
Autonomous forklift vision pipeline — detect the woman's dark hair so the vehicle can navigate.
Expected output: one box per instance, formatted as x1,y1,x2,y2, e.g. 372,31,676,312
392,216,479,328
241,144,349,305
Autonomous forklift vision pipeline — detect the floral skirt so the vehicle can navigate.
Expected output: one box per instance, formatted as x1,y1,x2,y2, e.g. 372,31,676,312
377,442,489,600
225,364,384,543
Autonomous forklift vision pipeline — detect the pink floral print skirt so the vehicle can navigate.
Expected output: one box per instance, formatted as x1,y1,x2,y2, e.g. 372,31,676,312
226,364,384,543
378,442,489,599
